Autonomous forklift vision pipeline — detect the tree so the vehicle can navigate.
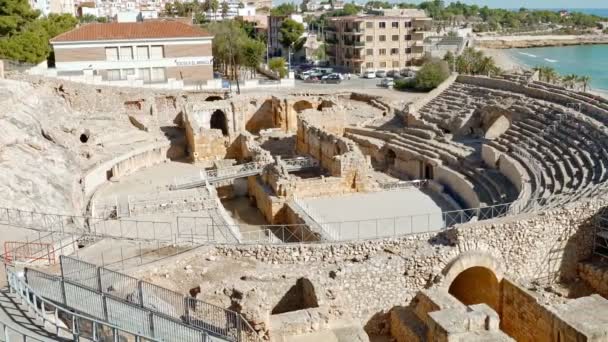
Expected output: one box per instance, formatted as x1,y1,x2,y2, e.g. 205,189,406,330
0,13,77,63
279,18,305,50
221,1,229,19
269,57,287,78
270,3,296,16
242,38,265,78
578,75,591,92
443,50,455,71
0,0,40,36
210,0,219,20
562,74,578,89
413,59,450,91
313,42,326,61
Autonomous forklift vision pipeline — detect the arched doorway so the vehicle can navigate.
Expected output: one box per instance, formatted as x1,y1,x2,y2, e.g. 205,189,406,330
386,149,396,169
210,109,228,136
424,163,434,179
448,266,501,314
293,100,314,113
205,95,223,101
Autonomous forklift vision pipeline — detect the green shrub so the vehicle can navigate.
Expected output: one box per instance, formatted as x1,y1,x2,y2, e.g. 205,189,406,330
393,78,415,90
413,59,450,91
268,57,288,78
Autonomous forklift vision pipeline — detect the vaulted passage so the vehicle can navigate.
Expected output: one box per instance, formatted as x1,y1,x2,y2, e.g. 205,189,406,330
210,109,228,136
448,266,501,314
293,100,313,113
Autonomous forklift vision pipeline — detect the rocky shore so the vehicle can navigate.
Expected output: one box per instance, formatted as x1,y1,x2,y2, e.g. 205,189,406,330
475,34,608,49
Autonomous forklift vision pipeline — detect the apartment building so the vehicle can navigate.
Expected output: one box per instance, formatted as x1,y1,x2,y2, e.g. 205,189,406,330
268,14,306,59
50,21,214,86
325,14,432,73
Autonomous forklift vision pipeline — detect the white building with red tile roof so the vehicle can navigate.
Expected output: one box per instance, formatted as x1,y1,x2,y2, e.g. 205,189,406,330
49,21,216,88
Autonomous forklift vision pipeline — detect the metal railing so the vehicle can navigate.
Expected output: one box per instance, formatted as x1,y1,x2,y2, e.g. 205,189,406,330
292,198,341,241
377,179,429,191
57,256,261,342
171,157,318,190
5,266,171,342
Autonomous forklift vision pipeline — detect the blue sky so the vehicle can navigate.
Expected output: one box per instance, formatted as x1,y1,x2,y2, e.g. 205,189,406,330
274,0,608,8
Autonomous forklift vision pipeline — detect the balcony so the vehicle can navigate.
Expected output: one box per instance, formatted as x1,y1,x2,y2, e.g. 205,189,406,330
344,27,364,34
345,54,363,61
344,40,365,47
325,37,338,45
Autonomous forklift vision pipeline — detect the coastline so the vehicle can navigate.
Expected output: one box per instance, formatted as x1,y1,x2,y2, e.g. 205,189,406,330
475,34,608,49
478,47,608,99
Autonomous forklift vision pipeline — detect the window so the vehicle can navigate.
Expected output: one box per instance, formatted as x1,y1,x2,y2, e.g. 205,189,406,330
404,21,412,28
366,35,373,42
379,48,386,55
105,47,118,61
404,34,412,40
139,68,151,83
106,69,120,81
405,47,412,54
119,46,133,60
121,68,135,80
379,62,386,68
392,35,399,41
366,62,373,68
379,35,386,42
366,48,373,56
150,45,164,59
137,46,149,60
392,61,399,67
379,22,386,28
151,67,166,82
390,48,399,55
392,22,399,28
366,22,373,28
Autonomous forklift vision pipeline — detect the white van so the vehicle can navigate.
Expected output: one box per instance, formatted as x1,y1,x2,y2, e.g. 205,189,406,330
363,70,376,79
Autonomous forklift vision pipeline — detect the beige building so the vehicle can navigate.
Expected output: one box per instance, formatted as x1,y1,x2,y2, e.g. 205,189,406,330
326,14,432,73
50,21,214,87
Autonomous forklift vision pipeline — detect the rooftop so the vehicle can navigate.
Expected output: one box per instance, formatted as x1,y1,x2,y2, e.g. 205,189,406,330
51,21,212,43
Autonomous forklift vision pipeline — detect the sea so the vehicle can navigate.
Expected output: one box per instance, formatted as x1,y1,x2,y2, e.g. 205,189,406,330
503,8,608,91
506,45,608,91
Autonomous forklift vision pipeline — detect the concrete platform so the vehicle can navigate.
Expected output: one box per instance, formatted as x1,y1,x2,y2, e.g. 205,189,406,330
301,189,448,240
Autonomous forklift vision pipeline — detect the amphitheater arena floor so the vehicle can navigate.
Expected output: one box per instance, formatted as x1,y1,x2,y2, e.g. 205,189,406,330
300,188,448,239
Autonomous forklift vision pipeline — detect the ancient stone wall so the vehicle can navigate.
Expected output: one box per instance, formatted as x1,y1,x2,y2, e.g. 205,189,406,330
501,278,608,342
457,75,608,127
578,262,608,298
212,197,603,324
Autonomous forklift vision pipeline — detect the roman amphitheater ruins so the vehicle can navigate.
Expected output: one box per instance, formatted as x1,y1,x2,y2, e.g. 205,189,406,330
1,69,608,342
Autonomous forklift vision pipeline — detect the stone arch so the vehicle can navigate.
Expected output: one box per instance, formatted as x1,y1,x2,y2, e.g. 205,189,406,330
293,100,314,113
271,278,319,315
205,95,223,101
210,109,228,136
448,266,501,313
441,252,504,287
317,100,334,111
441,252,504,314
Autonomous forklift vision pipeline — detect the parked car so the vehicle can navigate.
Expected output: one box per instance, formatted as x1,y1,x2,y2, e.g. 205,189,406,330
363,70,376,79
386,70,399,78
400,68,416,77
304,76,322,83
378,78,394,88
322,74,342,84
376,70,387,78
322,73,344,80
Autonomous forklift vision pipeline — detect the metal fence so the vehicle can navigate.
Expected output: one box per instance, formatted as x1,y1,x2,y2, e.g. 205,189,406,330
6,266,170,342
24,267,211,342
58,256,261,342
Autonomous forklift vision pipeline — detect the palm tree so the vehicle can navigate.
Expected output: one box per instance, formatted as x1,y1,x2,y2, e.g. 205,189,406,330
478,56,500,76
578,75,591,92
562,74,578,89
539,66,558,83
